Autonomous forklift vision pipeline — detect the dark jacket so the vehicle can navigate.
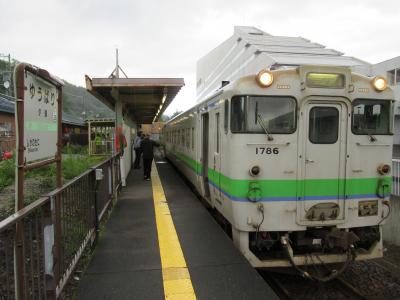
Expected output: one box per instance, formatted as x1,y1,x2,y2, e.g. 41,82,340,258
141,138,159,159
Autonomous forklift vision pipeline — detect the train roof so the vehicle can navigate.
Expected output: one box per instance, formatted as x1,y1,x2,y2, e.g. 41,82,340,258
197,26,369,101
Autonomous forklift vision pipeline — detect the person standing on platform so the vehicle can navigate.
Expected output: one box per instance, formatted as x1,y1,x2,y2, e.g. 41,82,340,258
141,134,160,180
133,132,143,169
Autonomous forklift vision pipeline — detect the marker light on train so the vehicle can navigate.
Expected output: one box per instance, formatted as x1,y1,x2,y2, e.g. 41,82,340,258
377,164,391,175
256,70,274,87
372,76,387,91
249,165,261,176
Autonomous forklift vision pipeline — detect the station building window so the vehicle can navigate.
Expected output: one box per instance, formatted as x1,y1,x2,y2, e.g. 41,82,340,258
387,69,400,85
0,122,13,137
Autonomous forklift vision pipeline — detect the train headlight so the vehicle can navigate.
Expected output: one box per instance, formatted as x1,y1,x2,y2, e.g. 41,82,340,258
256,70,274,87
372,76,387,92
249,165,261,176
377,164,391,175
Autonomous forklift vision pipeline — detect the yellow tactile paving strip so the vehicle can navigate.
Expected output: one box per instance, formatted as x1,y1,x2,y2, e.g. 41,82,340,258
151,162,197,300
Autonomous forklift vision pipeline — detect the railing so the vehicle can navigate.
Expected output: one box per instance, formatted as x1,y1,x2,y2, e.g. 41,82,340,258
0,154,121,299
89,141,113,156
392,159,400,196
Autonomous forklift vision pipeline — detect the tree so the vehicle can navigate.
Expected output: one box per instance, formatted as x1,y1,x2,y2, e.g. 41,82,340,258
159,114,170,122
170,110,183,119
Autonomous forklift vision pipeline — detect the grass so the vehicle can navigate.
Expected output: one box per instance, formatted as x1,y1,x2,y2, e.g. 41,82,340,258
61,145,88,155
0,149,108,220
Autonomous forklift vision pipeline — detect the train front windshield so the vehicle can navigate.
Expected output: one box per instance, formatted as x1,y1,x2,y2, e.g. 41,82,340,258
231,96,296,133
352,99,391,135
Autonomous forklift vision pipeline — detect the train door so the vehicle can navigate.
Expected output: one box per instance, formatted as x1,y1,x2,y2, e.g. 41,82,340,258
299,101,347,223
213,112,221,202
201,113,211,200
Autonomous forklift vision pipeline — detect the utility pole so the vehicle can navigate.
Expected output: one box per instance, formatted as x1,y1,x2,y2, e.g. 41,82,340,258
109,49,127,79
115,49,119,78
0,53,12,96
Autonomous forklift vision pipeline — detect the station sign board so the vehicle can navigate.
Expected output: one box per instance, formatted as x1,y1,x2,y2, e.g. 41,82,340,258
13,63,63,298
14,64,63,165
23,70,59,162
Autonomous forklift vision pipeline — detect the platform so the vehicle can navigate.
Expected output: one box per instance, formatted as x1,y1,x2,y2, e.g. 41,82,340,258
76,156,278,299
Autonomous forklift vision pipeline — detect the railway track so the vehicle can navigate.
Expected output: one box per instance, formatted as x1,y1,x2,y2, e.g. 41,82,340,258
332,277,367,300
260,271,367,300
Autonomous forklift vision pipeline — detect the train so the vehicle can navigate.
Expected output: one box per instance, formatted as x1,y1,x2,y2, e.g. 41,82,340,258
163,65,394,281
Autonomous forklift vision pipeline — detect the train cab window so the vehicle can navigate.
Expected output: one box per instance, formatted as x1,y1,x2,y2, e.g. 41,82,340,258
309,107,339,144
352,99,391,135
231,96,296,133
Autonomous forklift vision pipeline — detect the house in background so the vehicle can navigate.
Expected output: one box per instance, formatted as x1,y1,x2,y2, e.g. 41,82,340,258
0,95,16,152
0,95,88,152
141,122,165,141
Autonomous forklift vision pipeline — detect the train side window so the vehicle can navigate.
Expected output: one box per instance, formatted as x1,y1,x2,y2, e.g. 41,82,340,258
181,129,184,146
224,99,229,134
216,113,220,153
192,127,194,150
186,128,190,148
309,107,339,144
231,96,246,132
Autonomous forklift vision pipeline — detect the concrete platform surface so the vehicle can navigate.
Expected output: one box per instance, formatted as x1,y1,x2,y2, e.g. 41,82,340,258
76,157,277,299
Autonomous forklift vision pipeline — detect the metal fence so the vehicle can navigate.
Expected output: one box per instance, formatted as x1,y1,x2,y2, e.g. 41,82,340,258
0,154,121,299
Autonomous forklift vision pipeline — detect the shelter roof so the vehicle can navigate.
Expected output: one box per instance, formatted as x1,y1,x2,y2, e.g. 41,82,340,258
85,76,184,124
62,111,86,127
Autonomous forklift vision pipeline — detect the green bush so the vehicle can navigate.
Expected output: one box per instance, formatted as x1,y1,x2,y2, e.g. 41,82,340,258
0,158,15,191
62,155,106,180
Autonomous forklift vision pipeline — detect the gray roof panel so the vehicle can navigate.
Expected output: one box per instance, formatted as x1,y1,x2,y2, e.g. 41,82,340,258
267,53,367,67
0,96,14,114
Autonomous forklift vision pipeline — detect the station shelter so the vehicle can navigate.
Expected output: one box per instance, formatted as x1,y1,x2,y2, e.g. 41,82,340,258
87,118,115,155
85,74,184,186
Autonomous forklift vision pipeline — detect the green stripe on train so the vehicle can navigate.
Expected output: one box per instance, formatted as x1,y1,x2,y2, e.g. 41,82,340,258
170,150,390,198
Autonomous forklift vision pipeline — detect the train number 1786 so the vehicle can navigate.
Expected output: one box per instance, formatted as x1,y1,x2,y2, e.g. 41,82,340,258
255,147,279,155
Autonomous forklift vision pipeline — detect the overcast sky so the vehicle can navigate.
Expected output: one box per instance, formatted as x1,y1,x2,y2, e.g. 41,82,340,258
1,0,399,115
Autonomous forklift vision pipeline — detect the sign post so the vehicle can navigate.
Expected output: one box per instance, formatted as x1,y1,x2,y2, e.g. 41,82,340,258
13,63,63,300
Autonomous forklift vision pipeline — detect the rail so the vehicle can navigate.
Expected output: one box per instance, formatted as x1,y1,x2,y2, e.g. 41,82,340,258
0,154,121,299
392,159,400,196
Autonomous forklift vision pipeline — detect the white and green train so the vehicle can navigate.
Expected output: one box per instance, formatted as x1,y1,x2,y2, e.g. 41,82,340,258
163,65,394,280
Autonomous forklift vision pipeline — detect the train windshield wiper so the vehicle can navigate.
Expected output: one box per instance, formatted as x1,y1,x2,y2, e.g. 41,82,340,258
257,114,274,141
368,133,377,142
